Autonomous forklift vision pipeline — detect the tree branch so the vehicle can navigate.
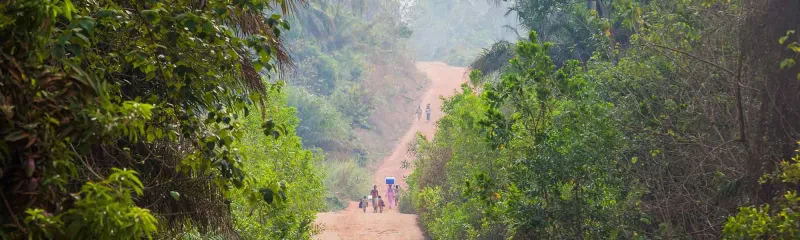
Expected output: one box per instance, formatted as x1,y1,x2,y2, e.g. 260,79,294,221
642,43,736,76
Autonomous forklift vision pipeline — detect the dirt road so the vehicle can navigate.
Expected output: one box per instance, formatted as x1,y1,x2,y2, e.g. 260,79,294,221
313,62,467,240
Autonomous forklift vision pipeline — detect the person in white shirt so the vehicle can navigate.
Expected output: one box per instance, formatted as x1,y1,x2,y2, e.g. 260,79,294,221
425,104,431,122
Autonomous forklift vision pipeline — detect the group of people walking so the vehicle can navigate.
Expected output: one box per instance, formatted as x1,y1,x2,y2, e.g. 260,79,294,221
355,103,426,214
416,104,432,122
359,184,400,213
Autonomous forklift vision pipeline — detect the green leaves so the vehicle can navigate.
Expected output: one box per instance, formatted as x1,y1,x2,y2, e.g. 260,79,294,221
76,17,94,35
262,119,287,139
24,168,157,240
779,30,795,45
63,0,75,21
141,8,163,25
169,191,180,201
258,184,288,205
1,0,310,238
778,30,800,79
724,144,800,239
260,188,274,203
228,91,324,239
409,30,631,239
780,59,796,69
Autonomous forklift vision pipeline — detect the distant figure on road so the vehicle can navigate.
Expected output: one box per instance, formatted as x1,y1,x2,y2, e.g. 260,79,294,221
394,185,401,207
387,184,395,209
415,105,422,121
425,104,431,122
378,196,385,213
359,196,368,213
370,185,379,213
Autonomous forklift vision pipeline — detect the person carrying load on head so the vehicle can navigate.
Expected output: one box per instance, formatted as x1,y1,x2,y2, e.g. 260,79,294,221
387,184,395,209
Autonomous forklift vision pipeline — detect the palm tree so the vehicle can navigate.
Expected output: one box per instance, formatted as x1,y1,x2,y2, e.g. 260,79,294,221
469,40,515,76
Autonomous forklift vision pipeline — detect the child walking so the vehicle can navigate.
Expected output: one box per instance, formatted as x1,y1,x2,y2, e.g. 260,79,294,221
378,196,386,213
359,196,368,213
394,185,401,207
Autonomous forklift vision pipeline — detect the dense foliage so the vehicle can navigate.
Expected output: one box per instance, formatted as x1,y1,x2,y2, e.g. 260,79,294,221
228,87,324,239
723,144,800,239
0,0,325,238
406,0,800,239
407,32,638,239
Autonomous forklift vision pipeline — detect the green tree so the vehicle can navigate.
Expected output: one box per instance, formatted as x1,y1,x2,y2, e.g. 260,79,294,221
407,31,640,239
723,143,800,239
229,87,325,239
0,0,321,238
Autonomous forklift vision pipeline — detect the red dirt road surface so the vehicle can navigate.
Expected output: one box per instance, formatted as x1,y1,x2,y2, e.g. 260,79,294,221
313,62,467,240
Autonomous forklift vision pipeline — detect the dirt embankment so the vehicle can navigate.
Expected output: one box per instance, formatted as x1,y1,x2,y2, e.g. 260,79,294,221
314,62,467,240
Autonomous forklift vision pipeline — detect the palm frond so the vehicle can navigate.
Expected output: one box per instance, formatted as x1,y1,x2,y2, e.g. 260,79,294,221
269,0,308,15
300,4,335,44
503,24,524,39
227,9,296,79
220,1,304,117
469,40,515,75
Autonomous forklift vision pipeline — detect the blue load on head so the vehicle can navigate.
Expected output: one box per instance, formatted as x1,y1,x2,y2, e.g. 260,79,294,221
385,177,395,185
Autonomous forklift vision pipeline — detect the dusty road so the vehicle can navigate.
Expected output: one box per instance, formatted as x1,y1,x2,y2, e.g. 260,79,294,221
313,62,467,240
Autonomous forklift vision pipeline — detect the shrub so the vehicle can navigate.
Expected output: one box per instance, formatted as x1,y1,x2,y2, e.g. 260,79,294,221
228,89,325,239
25,169,157,239
723,143,800,239
324,160,370,204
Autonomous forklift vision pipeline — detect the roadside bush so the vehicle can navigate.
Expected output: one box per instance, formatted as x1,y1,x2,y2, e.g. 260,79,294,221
25,169,157,239
723,143,800,239
398,190,415,214
229,88,325,239
323,160,370,209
